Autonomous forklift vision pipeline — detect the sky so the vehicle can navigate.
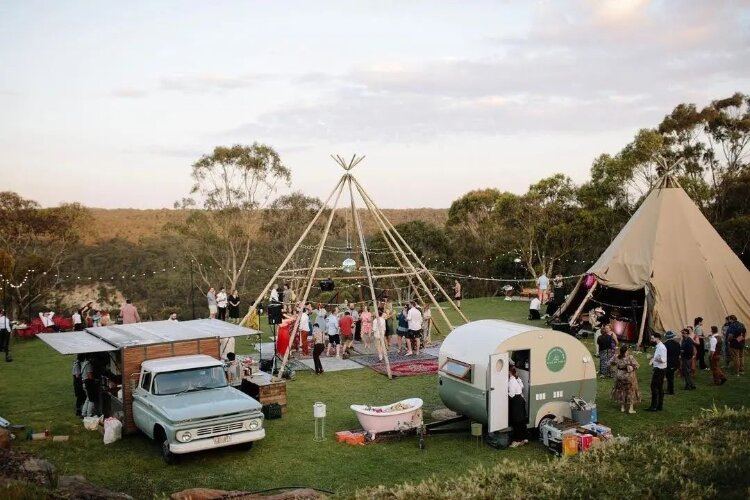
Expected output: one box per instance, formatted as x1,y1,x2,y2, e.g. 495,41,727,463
1,0,749,209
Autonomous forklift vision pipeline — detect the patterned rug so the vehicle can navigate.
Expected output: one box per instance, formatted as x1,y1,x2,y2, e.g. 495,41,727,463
368,359,439,377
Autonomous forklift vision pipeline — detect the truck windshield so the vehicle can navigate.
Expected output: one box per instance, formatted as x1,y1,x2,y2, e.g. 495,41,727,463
152,366,228,395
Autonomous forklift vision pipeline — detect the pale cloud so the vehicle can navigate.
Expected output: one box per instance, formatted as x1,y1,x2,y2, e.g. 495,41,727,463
225,0,749,144
159,73,271,93
112,88,149,98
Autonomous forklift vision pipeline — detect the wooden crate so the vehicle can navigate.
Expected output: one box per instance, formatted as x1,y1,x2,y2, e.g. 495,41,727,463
242,376,287,414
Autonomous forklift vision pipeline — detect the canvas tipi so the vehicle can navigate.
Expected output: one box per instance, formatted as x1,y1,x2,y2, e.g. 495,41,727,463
558,175,750,342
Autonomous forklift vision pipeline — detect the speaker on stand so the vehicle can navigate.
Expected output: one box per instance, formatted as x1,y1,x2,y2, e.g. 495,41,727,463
265,302,283,374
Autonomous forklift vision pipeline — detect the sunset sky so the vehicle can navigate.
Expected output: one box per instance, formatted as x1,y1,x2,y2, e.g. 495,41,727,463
1,0,748,209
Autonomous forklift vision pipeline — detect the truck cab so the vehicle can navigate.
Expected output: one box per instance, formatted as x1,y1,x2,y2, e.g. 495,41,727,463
132,354,265,463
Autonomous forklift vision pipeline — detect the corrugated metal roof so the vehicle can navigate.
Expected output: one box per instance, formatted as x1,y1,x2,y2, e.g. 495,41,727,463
87,319,259,348
36,331,118,354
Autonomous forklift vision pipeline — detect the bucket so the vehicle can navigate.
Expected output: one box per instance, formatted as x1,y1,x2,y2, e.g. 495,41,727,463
571,408,593,425
562,435,578,457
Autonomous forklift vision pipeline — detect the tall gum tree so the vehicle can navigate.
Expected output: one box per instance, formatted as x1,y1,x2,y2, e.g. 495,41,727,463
172,143,291,293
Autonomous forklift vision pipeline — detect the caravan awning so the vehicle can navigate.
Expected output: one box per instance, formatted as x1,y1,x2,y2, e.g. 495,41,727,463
36,332,117,355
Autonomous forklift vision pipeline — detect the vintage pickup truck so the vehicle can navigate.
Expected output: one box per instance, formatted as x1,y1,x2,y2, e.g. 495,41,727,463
37,319,266,463
134,354,265,463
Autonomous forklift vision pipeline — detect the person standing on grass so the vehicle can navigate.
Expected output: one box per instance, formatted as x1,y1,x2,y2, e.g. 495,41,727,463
406,301,423,357
453,280,462,309
423,304,433,346
687,325,699,374
314,303,327,333
360,305,373,352
536,273,550,304
311,325,325,374
339,310,354,356
0,309,12,362
528,296,541,320
681,328,697,390
597,325,615,378
216,287,228,321
298,303,311,356
72,354,86,416
228,290,240,323
326,307,341,358
508,366,528,447
664,331,680,395
120,299,140,324
709,326,727,385
726,315,746,375
694,317,708,371
646,332,667,412
206,287,217,319
72,308,84,331
610,344,640,414
373,308,387,361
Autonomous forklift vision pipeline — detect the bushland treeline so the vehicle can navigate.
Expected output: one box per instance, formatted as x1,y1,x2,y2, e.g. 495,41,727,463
1,92,748,321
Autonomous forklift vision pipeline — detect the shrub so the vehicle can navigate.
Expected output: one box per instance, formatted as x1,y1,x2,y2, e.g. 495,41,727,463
348,407,750,500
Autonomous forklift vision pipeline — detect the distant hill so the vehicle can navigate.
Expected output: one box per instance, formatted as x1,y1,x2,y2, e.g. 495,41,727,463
86,208,449,244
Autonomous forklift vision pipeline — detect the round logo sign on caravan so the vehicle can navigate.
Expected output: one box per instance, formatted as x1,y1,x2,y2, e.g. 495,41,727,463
545,347,567,372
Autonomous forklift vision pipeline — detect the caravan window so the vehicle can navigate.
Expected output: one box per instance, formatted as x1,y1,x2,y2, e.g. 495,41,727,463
441,358,472,382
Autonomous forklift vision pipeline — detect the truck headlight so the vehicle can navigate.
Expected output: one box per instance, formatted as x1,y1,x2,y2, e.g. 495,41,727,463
177,431,192,442
246,419,260,431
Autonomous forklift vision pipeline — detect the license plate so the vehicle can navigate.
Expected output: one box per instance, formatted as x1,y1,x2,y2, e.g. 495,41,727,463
213,435,231,445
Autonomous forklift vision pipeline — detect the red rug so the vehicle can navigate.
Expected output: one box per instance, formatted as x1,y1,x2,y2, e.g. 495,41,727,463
369,359,439,377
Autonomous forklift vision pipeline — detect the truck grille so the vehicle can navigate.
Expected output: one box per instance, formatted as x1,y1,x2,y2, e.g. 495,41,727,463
196,421,244,437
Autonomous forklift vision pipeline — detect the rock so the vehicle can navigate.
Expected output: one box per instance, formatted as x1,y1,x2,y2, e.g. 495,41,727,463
21,457,55,475
57,475,134,499
171,488,323,500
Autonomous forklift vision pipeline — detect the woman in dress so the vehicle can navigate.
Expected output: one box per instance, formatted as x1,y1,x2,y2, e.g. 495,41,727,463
228,290,241,323
597,325,615,377
453,280,462,309
610,344,641,413
360,305,373,352
373,308,387,361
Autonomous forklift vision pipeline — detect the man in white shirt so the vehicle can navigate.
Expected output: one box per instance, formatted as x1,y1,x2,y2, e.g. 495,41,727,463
0,309,12,362
646,332,668,412
72,309,83,331
528,297,541,320
536,273,550,303
298,303,311,355
405,301,423,356
39,311,60,332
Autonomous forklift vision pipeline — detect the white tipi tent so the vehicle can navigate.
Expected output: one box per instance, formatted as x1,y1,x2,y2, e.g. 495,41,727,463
559,175,750,341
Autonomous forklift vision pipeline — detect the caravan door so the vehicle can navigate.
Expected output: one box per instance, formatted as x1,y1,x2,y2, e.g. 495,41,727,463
487,352,509,433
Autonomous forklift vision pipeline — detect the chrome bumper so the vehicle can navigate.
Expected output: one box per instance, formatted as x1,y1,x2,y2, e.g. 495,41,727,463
169,429,266,454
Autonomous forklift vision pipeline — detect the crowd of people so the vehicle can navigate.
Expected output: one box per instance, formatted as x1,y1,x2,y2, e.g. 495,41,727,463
262,284,434,375
592,314,746,414
206,287,242,322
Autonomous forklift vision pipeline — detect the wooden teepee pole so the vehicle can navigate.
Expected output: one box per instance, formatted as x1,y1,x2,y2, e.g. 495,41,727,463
239,175,346,328
275,176,347,380
347,176,392,379
354,177,469,324
351,178,459,331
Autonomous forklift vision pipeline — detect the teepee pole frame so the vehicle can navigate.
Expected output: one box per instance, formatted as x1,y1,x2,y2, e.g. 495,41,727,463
352,178,462,331
275,176,348,380
347,175,392,378
353,177,469,325
240,175,346,328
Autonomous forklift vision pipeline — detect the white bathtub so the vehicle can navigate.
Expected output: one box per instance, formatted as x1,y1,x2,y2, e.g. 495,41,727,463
350,398,424,438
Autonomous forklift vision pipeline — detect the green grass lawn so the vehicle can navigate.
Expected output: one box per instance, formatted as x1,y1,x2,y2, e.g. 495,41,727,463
1,298,747,498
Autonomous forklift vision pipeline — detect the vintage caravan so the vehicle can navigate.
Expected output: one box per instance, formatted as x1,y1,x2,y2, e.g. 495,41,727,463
438,319,596,433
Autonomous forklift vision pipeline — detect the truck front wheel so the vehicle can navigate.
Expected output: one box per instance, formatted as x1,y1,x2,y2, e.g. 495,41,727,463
154,426,176,464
